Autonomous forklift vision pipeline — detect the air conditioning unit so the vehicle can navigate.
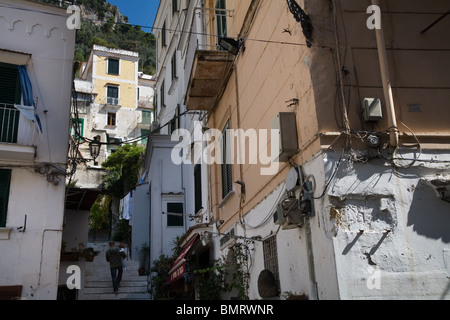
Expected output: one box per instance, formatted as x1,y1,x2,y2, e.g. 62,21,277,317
274,196,304,230
270,112,299,162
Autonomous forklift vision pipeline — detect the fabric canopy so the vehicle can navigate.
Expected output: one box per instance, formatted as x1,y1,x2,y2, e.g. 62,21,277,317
166,234,199,284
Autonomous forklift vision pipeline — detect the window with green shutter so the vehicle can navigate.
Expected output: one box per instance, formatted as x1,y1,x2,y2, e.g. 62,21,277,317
70,118,84,141
216,0,227,39
221,121,232,199
194,164,202,214
167,202,184,227
0,169,12,228
107,58,120,75
0,63,21,143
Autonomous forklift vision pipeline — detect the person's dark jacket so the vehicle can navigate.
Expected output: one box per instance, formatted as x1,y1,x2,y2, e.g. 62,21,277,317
106,247,126,268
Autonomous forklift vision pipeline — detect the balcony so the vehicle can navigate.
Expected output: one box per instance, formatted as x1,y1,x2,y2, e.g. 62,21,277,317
185,50,235,112
106,97,120,107
184,7,235,111
0,103,36,161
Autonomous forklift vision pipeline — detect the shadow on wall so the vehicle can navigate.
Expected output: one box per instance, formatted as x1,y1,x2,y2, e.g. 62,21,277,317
407,180,450,243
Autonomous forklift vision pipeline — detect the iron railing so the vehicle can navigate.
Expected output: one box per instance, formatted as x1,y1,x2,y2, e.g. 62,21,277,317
0,103,20,144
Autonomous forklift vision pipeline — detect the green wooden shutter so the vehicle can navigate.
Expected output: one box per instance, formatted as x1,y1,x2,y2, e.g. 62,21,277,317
108,58,119,75
194,164,202,214
0,63,21,104
221,122,232,199
0,63,21,143
0,169,12,228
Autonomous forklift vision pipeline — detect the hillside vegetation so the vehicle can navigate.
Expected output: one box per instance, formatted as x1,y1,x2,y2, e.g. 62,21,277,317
32,0,156,75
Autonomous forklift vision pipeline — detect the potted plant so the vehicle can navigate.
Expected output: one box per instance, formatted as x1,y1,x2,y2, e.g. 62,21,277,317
60,240,80,261
81,247,99,262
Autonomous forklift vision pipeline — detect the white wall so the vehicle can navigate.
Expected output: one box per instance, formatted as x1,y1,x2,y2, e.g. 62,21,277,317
131,182,150,262
147,135,194,268
0,0,75,299
326,149,450,299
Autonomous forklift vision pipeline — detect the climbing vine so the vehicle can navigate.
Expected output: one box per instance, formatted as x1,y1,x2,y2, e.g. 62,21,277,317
194,236,260,300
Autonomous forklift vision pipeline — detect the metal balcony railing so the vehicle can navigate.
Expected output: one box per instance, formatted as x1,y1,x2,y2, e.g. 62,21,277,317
107,97,120,106
0,103,20,144
194,7,234,51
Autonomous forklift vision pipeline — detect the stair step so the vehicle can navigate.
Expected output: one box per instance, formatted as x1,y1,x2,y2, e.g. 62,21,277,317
85,286,148,294
81,241,151,300
83,292,151,300
85,280,147,288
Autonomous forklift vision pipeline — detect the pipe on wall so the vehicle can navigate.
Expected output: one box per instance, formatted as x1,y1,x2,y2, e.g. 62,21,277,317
371,0,399,148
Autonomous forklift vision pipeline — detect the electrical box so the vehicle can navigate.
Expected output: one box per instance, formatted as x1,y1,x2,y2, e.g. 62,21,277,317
270,112,299,162
273,198,303,230
362,98,383,121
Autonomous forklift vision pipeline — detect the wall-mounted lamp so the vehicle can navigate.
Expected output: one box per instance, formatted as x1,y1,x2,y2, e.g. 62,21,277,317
89,136,101,165
235,180,246,195
215,219,225,228
219,37,241,55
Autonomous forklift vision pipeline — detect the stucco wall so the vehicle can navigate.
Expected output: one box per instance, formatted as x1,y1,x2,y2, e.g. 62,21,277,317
0,0,75,299
322,150,450,299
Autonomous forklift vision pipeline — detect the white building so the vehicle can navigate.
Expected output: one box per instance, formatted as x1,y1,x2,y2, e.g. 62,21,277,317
0,0,75,300
131,0,214,298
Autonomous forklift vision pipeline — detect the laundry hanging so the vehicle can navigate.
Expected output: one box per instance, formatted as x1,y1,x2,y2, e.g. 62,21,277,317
15,65,42,133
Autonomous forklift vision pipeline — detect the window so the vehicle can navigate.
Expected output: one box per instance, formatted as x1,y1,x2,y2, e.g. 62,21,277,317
171,51,178,81
221,121,232,199
0,63,21,143
194,164,202,214
108,58,120,75
160,81,165,110
107,85,119,105
0,169,12,228
263,235,280,295
107,112,116,126
167,202,184,227
75,93,91,107
172,0,179,14
169,104,180,135
142,110,152,125
162,21,167,47
70,118,84,140
141,129,150,145
216,0,227,39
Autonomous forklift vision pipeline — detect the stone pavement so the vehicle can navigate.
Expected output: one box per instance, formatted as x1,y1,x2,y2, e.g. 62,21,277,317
83,242,151,300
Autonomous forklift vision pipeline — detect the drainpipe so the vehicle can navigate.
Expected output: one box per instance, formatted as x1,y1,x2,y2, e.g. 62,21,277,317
371,0,398,148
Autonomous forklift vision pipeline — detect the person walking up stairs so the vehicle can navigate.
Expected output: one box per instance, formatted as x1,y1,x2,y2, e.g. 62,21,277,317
83,242,151,300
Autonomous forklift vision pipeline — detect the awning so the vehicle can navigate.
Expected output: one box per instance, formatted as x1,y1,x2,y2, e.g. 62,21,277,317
166,234,199,284
65,187,102,211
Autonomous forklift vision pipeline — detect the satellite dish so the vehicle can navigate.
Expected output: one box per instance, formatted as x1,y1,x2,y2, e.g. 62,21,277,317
286,166,300,192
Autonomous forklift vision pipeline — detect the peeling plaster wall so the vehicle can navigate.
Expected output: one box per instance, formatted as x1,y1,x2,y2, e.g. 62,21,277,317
324,150,450,299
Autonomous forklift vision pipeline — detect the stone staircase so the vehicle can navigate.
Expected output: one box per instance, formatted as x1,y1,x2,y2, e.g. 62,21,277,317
82,242,151,300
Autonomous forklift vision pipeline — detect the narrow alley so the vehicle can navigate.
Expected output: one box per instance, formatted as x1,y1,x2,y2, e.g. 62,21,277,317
83,242,151,300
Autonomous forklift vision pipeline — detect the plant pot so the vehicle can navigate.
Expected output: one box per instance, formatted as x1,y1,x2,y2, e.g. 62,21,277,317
85,255,95,262
60,252,79,261
138,267,146,276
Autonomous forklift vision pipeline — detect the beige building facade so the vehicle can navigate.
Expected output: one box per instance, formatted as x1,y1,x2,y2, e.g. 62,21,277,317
184,0,450,299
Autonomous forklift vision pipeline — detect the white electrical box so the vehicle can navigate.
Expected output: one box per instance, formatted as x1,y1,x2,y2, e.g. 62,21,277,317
362,98,383,121
270,112,299,162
